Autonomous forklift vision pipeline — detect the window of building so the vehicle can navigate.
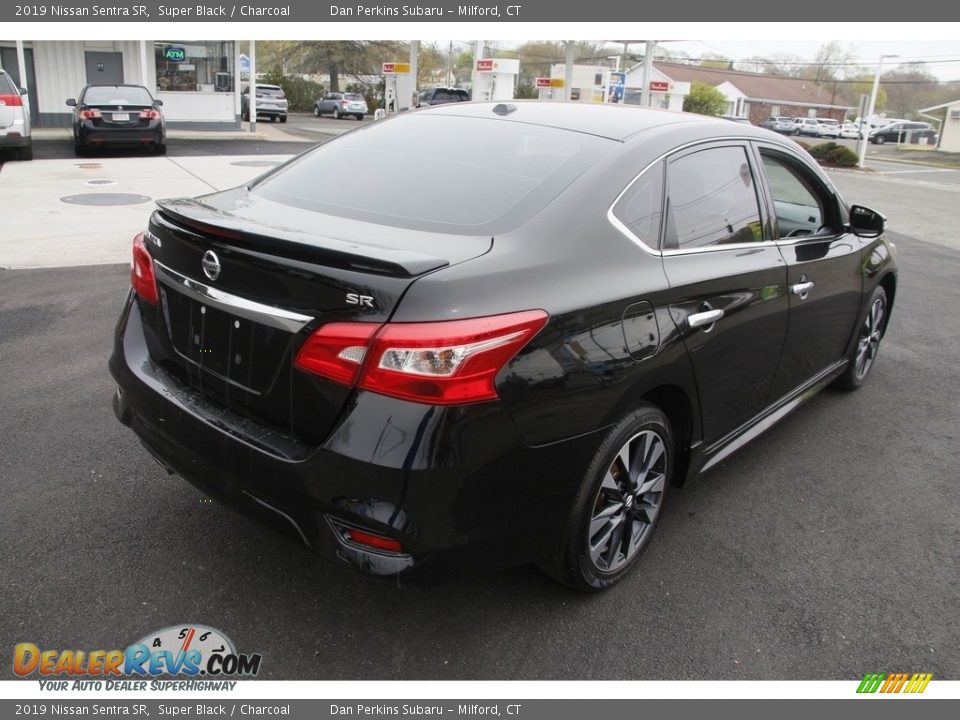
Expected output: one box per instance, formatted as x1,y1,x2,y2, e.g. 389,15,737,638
154,41,235,93
663,146,763,250
771,105,781,116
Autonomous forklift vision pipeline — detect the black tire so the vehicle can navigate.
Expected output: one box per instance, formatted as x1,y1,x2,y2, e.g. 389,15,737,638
874,135,886,145
74,141,86,157
154,142,167,155
332,107,341,120
540,404,674,591
280,115,287,123
834,285,888,391
17,144,33,161
355,114,363,121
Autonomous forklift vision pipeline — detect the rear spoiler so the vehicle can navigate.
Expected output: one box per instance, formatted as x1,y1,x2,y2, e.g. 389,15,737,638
154,197,450,278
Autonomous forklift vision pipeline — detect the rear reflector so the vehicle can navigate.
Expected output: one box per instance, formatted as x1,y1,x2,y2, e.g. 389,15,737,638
345,529,403,553
0,93,23,107
294,310,549,405
131,233,159,304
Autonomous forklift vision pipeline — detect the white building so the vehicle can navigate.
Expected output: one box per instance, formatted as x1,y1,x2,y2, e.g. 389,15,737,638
0,40,243,130
544,63,689,110
919,99,960,153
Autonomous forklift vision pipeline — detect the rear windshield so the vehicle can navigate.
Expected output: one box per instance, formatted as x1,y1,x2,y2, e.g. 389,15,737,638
0,72,16,95
257,87,284,96
250,114,608,234
344,93,364,101
83,86,154,106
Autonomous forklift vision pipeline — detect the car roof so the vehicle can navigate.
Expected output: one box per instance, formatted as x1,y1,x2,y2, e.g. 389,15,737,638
419,101,732,141
83,84,149,89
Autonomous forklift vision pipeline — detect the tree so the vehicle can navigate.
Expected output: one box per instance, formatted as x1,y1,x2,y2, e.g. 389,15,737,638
256,41,406,92
882,63,942,118
699,52,734,70
683,81,727,117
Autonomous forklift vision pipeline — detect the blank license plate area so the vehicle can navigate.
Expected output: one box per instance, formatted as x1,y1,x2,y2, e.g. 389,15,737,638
112,113,130,121
161,288,290,393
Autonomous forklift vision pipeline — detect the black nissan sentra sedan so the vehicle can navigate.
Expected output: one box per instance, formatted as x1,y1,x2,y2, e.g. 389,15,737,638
109,102,896,590
67,84,166,156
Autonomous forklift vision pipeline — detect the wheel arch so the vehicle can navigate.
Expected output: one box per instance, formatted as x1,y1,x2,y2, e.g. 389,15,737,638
878,271,897,333
640,385,695,488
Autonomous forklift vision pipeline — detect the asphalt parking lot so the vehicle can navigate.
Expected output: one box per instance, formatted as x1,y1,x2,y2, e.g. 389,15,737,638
0,139,958,681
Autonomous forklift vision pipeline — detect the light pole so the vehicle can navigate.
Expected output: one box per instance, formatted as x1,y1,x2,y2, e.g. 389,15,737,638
857,54,898,169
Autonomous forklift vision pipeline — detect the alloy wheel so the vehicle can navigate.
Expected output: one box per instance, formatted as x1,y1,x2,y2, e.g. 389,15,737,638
587,430,667,573
855,295,885,380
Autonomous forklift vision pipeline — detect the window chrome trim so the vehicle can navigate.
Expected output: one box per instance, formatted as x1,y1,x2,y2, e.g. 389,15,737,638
607,135,831,257
154,260,314,334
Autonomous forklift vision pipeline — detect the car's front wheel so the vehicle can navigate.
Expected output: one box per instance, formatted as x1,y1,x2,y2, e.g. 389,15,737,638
874,135,886,145
332,107,341,119
835,285,888,391
541,404,673,591
313,106,320,117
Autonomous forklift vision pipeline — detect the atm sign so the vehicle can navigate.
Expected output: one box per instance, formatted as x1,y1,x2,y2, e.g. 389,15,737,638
164,47,186,63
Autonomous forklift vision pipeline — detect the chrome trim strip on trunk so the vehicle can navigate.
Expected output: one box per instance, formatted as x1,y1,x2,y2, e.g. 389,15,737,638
153,260,314,334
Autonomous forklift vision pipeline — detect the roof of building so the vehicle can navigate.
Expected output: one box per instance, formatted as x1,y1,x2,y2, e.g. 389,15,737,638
652,61,854,109
918,99,960,112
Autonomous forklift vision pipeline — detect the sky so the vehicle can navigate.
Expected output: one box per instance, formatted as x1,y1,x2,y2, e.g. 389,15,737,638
663,40,960,82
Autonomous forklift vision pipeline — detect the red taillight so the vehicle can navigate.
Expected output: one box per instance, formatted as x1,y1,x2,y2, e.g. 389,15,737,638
345,529,403,553
294,322,380,385
79,109,101,119
294,310,549,405
138,109,160,119
0,93,23,107
340,99,349,105
131,233,158,304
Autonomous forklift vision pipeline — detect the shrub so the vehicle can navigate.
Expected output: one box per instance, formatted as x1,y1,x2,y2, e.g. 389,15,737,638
262,69,326,112
807,142,859,167
808,141,839,161
823,145,859,167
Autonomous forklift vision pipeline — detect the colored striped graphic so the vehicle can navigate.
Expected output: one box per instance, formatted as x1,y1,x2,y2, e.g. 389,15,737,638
857,672,932,694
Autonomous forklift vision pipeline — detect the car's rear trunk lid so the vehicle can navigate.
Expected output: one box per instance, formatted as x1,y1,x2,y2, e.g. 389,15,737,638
142,187,491,445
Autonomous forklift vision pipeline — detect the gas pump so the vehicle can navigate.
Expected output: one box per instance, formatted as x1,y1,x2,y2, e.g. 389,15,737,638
380,62,414,117
472,58,519,102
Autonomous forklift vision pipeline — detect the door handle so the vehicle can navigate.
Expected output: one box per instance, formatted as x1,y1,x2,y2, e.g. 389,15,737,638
791,281,815,299
688,308,724,329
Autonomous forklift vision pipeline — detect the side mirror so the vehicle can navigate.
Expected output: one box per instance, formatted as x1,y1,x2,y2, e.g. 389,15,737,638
66,98,77,107
849,205,885,238
154,99,163,106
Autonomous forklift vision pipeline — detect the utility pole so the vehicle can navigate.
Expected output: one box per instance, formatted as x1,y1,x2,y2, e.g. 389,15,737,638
857,54,898,169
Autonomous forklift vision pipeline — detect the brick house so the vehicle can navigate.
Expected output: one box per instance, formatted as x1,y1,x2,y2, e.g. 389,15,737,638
643,61,854,124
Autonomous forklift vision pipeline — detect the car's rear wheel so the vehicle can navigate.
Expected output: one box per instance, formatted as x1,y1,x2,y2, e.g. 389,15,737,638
154,142,167,155
313,106,320,117
17,143,33,161
355,114,364,121
835,285,888,391
333,107,341,119
280,115,287,123
874,135,886,145
541,404,673,591
74,141,86,157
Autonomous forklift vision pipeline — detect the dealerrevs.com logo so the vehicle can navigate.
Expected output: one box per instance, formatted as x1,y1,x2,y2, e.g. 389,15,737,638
14,625,262,691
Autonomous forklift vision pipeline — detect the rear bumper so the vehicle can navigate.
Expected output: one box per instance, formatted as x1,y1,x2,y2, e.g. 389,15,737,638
0,130,30,148
109,294,598,583
78,121,163,146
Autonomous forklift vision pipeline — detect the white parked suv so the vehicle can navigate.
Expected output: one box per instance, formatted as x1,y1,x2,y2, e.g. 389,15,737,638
0,69,32,160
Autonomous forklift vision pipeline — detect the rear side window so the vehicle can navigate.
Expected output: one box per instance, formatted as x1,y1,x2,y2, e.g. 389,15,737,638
251,114,609,234
612,161,665,249
663,146,763,250
0,72,16,94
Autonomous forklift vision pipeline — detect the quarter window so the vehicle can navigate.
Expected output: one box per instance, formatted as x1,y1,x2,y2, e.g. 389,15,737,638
612,161,665,249
663,146,763,249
